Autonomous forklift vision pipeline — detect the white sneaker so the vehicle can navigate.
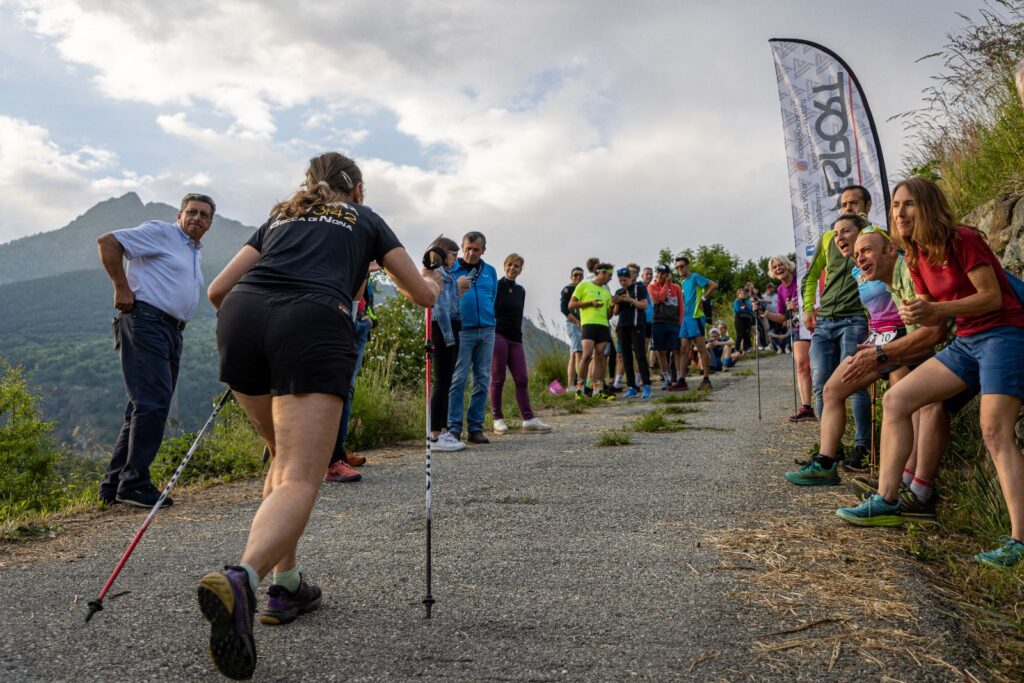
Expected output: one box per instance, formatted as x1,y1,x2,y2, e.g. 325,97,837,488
522,417,552,433
432,432,466,452
493,418,509,434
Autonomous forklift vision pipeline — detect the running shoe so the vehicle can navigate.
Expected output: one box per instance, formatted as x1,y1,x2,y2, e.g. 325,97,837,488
593,390,615,401
641,384,652,400
698,377,712,391
324,460,362,482
431,432,466,452
788,405,816,423
493,418,509,434
258,575,322,625
343,449,366,467
198,566,257,680
669,380,689,392
898,489,938,522
974,537,1024,568
468,431,490,444
623,387,639,399
784,457,840,486
116,483,173,508
835,494,902,527
842,445,872,473
574,389,585,401
522,417,552,433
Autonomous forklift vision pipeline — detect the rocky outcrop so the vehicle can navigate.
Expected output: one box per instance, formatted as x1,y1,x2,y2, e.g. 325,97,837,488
962,194,1018,254
1001,197,1024,277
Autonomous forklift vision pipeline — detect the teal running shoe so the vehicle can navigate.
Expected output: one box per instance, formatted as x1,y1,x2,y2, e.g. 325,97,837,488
784,458,839,486
641,384,652,400
623,387,639,399
835,494,902,527
974,537,1024,568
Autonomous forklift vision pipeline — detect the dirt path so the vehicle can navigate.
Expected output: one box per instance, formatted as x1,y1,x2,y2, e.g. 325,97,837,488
0,354,978,681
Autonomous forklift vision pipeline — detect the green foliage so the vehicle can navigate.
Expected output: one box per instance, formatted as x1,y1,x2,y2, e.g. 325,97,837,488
345,350,422,451
897,2,1024,216
151,398,265,486
363,293,426,389
631,409,686,433
596,430,632,447
655,389,708,404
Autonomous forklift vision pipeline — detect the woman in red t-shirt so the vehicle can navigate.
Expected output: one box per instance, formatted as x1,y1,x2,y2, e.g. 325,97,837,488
836,176,1024,568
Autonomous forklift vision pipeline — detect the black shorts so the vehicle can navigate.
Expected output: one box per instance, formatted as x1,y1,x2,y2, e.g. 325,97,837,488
645,322,653,339
581,324,613,345
217,290,356,397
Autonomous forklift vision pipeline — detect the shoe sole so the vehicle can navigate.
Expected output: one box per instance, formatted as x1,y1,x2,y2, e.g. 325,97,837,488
324,474,361,482
432,445,466,452
788,416,817,423
198,573,256,680
834,510,904,527
784,474,840,486
522,427,552,433
258,594,322,626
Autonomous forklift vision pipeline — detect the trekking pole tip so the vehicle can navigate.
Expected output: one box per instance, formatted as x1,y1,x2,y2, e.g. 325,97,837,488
84,599,103,623
423,596,435,619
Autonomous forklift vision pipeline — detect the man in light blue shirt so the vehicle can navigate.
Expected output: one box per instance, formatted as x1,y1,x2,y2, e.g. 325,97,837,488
96,193,215,508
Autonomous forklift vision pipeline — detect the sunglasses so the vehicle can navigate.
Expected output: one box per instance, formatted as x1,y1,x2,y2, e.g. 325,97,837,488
861,225,892,241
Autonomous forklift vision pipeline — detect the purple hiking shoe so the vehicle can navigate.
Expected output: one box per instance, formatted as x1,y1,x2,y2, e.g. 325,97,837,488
258,575,322,625
197,566,257,680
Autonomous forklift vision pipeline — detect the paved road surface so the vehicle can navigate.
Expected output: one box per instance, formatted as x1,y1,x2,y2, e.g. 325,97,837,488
0,354,977,681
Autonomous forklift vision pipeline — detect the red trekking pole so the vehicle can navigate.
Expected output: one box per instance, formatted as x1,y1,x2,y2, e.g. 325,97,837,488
85,389,232,622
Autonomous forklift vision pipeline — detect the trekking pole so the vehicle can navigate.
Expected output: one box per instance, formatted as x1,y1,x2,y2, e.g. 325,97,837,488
85,389,232,623
423,306,436,619
755,336,762,421
420,245,446,619
870,380,878,472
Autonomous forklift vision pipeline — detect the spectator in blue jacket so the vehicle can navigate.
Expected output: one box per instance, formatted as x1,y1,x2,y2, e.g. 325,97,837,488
447,231,498,444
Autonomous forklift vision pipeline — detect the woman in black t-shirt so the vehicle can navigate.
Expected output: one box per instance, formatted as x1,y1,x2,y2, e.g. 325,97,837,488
490,253,551,434
200,152,439,680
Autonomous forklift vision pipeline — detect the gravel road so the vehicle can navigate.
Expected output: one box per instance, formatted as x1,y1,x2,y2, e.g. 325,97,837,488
0,354,978,681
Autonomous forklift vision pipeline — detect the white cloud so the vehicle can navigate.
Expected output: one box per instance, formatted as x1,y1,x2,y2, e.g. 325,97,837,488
1,0,986,323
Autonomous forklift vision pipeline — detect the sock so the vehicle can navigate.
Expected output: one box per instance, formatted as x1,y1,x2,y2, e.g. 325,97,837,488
813,454,835,468
902,467,914,488
240,563,260,594
272,566,301,592
613,375,623,388
909,476,933,504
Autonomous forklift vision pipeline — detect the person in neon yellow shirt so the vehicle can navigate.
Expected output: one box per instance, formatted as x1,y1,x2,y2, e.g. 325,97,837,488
569,263,615,399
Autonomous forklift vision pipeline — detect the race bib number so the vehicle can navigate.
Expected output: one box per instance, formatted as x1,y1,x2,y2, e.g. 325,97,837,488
866,329,899,346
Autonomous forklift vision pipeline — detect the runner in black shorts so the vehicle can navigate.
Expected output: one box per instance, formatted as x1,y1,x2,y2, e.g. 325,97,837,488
200,152,440,680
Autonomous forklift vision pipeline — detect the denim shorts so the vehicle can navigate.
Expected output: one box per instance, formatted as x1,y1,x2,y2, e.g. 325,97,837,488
651,322,679,351
934,325,1024,399
679,317,706,340
565,320,583,353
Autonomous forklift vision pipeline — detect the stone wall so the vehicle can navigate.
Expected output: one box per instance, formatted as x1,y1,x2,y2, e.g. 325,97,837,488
962,194,1024,275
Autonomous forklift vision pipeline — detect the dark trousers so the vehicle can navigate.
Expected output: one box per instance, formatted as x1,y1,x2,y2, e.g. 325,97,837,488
101,303,182,495
619,326,651,387
430,320,460,432
490,332,534,421
330,318,373,464
735,316,753,353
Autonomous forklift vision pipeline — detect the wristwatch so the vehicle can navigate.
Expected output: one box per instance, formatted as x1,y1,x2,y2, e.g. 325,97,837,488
875,345,888,364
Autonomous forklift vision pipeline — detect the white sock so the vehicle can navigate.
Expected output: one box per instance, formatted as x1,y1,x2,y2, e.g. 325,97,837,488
240,563,260,594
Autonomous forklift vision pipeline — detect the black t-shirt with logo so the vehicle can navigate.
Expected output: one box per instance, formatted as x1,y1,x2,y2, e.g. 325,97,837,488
615,282,648,329
560,284,576,319
234,203,402,313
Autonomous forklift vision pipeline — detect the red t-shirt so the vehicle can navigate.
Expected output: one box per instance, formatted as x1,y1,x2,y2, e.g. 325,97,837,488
908,226,1024,336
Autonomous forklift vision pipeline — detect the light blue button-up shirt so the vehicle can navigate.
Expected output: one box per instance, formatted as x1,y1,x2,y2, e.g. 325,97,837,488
112,220,203,322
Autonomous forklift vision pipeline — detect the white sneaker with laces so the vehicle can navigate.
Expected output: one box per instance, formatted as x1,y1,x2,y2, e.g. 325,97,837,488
432,432,466,452
493,418,509,434
522,417,552,433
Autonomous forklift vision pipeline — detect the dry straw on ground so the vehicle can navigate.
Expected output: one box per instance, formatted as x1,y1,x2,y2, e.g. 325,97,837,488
705,502,985,680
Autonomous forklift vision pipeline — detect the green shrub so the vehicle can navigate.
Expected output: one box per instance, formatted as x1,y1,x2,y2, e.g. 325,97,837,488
346,350,422,450
596,430,632,447
0,363,70,521
151,398,265,486
632,409,685,433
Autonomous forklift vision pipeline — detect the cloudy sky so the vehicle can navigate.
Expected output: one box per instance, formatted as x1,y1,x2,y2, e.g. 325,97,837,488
0,0,988,324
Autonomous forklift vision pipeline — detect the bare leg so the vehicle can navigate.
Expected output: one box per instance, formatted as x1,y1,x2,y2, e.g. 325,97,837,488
794,340,813,406
678,338,693,379
819,365,880,457
238,393,343,578
877,359,966,501
912,402,949,483
693,336,711,379
591,342,608,388
578,340,595,388
980,394,1024,540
